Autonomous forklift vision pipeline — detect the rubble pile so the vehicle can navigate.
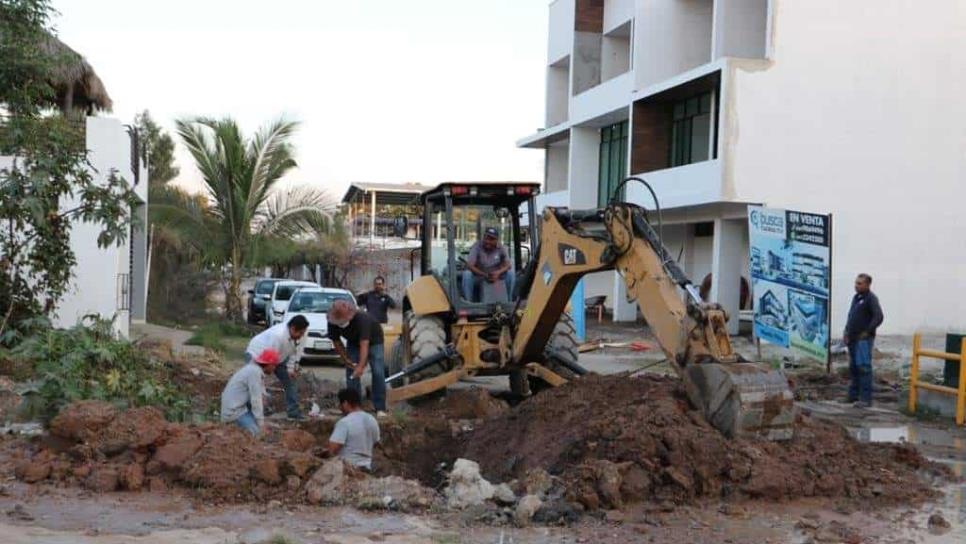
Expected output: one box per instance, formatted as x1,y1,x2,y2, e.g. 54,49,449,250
463,374,949,511
6,400,434,510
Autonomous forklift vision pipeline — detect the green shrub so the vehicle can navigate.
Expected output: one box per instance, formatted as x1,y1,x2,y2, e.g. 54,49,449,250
8,317,191,421
184,321,252,353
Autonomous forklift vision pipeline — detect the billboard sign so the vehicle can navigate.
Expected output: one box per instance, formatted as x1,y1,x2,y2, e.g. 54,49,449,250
749,206,832,362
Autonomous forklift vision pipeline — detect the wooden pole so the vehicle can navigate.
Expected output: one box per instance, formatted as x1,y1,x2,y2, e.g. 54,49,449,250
908,333,921,414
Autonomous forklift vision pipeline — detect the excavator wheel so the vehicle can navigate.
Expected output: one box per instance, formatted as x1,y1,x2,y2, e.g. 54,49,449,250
513,312,581,396
386,337,404,378
403,311,448,383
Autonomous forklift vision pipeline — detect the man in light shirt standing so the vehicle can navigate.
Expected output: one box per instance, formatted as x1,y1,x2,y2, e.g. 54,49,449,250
245,314,309,420
220,348,280,436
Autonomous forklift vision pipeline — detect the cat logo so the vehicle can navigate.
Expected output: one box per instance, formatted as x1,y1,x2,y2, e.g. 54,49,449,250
558,244,586,266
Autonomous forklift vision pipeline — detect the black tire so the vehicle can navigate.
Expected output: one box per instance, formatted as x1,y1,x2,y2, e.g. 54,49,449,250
404,311,448,382
530,312,581,392
386,337,404,379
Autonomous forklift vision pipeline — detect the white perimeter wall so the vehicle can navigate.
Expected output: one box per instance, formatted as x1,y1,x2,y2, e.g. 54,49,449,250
730,0,966,334
56,117,145,337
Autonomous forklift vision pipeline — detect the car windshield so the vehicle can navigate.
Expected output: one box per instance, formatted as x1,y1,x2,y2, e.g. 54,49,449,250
255,280,277,295
288,292,354,313
274,285,305,301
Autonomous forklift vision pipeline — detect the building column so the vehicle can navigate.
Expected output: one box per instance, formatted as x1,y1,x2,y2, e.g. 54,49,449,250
130,202,148,323
567,127,600,208
369,191,377,248
710,218,744,335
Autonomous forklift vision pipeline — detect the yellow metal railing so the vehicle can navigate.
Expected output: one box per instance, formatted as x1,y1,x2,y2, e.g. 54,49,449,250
908,333,966,425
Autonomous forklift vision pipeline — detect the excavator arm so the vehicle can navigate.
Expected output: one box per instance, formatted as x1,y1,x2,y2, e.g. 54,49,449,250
512,204,794,440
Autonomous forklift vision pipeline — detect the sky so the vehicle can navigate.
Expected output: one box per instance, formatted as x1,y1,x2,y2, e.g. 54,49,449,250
50,0,549,199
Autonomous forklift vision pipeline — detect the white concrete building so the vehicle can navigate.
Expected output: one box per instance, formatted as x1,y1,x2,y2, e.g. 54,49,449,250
0,116,149,338
519,0,966,336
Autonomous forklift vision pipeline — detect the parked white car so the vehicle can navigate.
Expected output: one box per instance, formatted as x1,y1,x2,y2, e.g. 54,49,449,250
267,280,319,327
284,286,356,361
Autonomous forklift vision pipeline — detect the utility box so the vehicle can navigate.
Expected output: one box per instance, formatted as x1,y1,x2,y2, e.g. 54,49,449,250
944,333,964,387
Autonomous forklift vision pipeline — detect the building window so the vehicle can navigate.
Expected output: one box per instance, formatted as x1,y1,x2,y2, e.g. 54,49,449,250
116,273,130,311
670,92,714,167
598,121,628,207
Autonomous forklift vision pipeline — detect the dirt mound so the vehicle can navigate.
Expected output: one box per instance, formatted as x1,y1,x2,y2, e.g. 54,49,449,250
463,374,949,510
417,387,510,420
49,400,118,442
94,406,169,455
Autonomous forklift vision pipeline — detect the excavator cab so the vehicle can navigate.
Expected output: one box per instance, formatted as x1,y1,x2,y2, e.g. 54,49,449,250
417,183,539,311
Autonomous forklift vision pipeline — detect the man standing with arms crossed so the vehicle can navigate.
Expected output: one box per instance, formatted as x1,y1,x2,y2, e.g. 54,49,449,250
327,299,387,416
843,273,884,408
356,276,396,324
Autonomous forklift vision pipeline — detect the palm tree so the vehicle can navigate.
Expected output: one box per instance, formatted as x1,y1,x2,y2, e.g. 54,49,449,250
171,116,334,321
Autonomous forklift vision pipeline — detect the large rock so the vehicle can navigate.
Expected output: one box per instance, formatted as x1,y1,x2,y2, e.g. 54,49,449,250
153,432,203,471
119,463,145,491
50,401,117,442
514,494,543,527
445,458,494,509
304,459,361,505
95,407,168,455
253,458,282,485
280,429,315,452
85,466,120,492
304,459,435,512
14,460,51,483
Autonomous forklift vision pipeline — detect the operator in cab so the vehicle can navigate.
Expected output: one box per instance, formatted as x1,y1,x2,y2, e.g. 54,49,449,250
462,227,512,303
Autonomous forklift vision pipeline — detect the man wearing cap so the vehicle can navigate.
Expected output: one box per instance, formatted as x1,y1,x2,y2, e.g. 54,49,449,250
220,348,280,436
245,315,309,420
462,227,513,302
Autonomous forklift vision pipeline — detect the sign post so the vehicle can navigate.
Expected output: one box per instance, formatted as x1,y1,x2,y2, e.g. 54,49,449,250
748,206,832,366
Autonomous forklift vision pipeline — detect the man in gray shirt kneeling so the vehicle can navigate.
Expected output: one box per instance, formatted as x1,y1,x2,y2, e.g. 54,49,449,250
327,388,380,471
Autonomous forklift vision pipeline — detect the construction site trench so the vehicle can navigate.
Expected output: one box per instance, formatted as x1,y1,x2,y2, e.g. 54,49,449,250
2,371,955,529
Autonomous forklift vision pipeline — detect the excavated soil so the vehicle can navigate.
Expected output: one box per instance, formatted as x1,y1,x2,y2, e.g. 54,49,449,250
2,374,954,517
462,374,950,510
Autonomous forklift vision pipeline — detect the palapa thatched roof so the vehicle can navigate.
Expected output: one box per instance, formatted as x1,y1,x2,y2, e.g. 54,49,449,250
40,34,113,113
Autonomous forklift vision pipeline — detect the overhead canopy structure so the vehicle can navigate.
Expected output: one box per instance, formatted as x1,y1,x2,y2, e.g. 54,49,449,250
42,34,113,113
341,182,430,207
0,27,113,113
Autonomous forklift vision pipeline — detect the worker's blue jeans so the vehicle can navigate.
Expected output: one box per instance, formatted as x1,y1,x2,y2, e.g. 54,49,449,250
346,343,386,411
461,270,514,302
234,409,260,436
848,338,874,404
244,352,301,418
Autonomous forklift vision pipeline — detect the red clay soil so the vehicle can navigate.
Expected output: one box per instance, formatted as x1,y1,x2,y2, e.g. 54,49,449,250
462,374,950,510
11,401,325,503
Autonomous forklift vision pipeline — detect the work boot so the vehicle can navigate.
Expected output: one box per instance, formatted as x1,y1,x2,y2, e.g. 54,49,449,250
852,401,872,409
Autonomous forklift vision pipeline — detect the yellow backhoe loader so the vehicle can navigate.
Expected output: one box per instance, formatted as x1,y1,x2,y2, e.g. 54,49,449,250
386,179,794,440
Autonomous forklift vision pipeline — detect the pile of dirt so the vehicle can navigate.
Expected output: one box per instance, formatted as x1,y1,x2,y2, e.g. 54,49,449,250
412,387,510,420
8,401,434,509
463,374,949,511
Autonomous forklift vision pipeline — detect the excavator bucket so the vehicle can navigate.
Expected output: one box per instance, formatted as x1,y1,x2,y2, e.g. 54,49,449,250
683,362,795,441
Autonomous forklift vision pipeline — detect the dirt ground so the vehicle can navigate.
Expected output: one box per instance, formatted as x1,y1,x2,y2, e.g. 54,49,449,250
2,319,965,543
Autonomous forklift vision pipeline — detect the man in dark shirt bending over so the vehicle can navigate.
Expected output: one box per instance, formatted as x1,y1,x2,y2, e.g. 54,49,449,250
327,299,387,416
843,273,885,408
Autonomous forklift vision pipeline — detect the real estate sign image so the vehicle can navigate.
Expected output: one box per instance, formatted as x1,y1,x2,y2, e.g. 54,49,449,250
749,206,832,362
